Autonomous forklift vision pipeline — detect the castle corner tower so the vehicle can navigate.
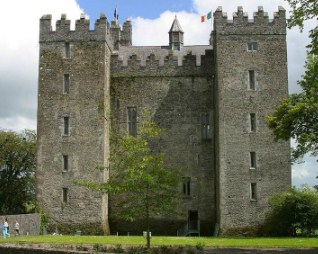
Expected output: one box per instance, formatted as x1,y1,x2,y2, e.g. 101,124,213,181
36,7,290,236
169,16,184,51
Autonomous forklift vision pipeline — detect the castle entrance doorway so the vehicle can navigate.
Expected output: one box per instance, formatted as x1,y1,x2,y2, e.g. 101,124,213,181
188,210,198,230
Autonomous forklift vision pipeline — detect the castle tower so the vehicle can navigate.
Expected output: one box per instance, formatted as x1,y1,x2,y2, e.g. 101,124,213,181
37,13,112,234
110,19,132,50
169,16,184,50
36,7,290,236
213,6,291,233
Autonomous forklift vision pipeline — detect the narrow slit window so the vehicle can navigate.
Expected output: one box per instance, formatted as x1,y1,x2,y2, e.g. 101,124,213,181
201,112,211,140
128,107,137,136
63,155,68,171
250,183,257,200
247,42,258,51
65,42,70,58
250,152,256,168
62,188,68,203
182,177,191,196
249,70,255,90
64,74,70,93
250,113,256,132
64,117,69,136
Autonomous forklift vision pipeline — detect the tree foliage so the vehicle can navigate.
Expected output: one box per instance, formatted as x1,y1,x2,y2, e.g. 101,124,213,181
286,0,318,54
266,0,318,161
75,117,181,248
267,55,318,161
264,187,318,236
0,130,36,214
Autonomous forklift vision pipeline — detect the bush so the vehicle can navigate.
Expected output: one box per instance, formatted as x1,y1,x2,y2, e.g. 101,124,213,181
47,222,104,235
220,225,264,237
264,187,318,236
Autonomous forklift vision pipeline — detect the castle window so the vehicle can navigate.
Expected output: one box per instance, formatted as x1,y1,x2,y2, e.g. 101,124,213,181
250,183,257,200
127,107,137,136
197,154,200,166
64,74,70,93
250,113,256,132
173,33,179,42
250,152,256,168
63,155,68,171
65,43,70,58
248,70,256,90
182,177,191,196
201,112,211,140
247,42,258,51
62,187,68,203
63,117,69,136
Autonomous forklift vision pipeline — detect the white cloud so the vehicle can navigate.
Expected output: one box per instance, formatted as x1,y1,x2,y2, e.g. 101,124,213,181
292,156,318,187
132,11,211,46
0,117,36,133
0,0,316,186
0,0,83,132
193,0,290,18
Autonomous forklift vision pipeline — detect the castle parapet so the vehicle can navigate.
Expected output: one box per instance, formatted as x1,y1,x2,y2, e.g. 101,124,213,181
111,49,213,77
39,14,112,44
214,6,286,35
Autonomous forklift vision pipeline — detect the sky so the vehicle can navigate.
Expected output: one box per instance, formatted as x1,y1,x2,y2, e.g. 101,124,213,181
0,0,316,187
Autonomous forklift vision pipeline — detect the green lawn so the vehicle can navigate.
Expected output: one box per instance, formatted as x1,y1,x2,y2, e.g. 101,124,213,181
0,236,317,248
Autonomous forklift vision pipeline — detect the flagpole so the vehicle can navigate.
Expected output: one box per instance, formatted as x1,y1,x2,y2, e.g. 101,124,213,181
116,0,118,21
114,0,118,21
211,10,213,31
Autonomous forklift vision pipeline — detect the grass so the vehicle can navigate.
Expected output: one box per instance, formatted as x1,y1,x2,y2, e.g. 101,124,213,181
0,236,318,248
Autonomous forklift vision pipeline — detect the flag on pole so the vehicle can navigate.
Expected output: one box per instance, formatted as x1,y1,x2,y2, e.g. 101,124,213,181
201,11,212,22
114,6,119,20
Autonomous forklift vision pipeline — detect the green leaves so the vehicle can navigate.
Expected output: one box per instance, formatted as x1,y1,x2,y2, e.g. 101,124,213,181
286,0,318,54
265,187,318,236
0,130,36,214
75,118,181,224
269,1,318,161
266,55,318,161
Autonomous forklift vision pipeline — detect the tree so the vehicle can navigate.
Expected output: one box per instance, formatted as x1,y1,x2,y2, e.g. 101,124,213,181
264,187,318,236
0,130,36,214
267,55,318,161
286,0,318,54
75,117,181,249
266,0,318,161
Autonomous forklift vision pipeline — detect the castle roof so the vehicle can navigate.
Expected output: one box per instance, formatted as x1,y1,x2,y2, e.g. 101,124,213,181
169,16,183,33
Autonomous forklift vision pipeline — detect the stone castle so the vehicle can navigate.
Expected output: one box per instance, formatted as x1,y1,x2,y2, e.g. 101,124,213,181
37,6,291,236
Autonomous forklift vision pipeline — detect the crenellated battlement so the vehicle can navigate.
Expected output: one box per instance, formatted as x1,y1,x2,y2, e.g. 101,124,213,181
111,47,213,77
214,6,286,35
40,13,114,44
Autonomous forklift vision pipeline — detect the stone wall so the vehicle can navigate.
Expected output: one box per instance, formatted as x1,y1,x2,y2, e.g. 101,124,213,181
0,213,40,235
37,7,291,236
37,14,112,232
213,6,291,233
110,47,215,235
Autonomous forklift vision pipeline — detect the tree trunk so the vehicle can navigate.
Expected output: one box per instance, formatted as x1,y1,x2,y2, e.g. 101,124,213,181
146,194,151,249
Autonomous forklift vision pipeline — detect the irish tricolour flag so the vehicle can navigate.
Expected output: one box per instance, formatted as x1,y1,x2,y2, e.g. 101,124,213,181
201,11,212,22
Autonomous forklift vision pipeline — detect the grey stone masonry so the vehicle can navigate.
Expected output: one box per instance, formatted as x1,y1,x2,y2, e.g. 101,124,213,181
37,13,111,232
0,214,40,235
213,6,290,233
37,6,290,236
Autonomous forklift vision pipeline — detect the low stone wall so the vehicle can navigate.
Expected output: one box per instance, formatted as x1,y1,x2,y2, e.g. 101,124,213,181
0,247,77,254
1,245,318,254
0,213,40,235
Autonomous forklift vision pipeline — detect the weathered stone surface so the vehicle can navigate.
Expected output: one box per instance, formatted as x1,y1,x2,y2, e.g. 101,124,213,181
37,7,290,236
0,214,40,235
213,6,290,233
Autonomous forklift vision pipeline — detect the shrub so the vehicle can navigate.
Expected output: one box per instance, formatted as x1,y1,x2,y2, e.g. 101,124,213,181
47,222,104,235
264,187,318,236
